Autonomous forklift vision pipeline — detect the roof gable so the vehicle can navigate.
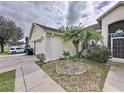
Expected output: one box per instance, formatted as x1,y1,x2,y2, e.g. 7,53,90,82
29,23,35,40
35,23,63,34
97,1,124,22
29,23,64,40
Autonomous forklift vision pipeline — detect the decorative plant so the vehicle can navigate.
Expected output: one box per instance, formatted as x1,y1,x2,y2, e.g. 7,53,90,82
62,50,70,59
79,28,100,56
64,25,100,58
87,45,110,63
64,26,82,56
36,53,45,62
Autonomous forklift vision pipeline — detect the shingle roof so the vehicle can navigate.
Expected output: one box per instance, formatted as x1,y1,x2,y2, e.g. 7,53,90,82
36,23,101,32
35,23,64,33
85,24,101,30
97,1,124,22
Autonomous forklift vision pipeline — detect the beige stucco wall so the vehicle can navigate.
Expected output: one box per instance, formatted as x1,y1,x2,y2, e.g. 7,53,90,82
30,25,76,62
45,34,76,62
30,25,46,54
101,5,124,47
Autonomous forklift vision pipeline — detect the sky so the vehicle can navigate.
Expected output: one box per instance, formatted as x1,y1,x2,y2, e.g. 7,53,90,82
0,1,118,37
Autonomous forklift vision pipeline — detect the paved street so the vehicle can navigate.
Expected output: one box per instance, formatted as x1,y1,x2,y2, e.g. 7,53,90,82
0,54,65,92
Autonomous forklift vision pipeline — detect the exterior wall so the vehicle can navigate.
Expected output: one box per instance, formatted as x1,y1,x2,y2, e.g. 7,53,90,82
45,33,76,62
101,5,124,47
63,41,76,56
30,25,46,55
30,25,46,42
101,5,124,62
30,25,76,62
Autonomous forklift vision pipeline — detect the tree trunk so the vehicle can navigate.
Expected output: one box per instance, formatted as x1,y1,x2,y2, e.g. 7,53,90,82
72,41,79,55
1,44,4,53
79,42,86,55
75,46,79,55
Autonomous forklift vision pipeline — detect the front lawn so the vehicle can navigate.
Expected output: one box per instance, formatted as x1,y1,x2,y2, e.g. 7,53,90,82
0,52,9,56
36,59,110,92
0,70,16,92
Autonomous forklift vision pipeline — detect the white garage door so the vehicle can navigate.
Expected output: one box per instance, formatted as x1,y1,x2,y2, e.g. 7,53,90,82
35,40,42,54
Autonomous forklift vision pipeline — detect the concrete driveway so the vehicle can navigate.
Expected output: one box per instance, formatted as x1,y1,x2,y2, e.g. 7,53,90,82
0,54,37,73
103,62,124,92
0,54,65,92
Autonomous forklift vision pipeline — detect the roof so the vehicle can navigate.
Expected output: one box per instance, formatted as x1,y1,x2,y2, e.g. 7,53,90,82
35,23,63,34
85,24,101,30
29,23,101,40
97,1,124,22
29,23,64,40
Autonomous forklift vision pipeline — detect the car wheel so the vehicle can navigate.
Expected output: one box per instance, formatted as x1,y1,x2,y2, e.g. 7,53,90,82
12,51,16,54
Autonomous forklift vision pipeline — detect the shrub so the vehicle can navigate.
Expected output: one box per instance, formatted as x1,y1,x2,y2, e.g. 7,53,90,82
62,50,70,59
59,56,64,60
36,53,45,62
87,46,110,63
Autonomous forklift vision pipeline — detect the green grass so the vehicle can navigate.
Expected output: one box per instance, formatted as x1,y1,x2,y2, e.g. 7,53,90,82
0,70,16,92
0,52,9,55
0,47,9,55
36,59,110,92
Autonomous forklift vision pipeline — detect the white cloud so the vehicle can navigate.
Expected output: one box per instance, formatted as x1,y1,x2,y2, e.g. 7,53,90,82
0,1,68,36
79,1,117,27
0,1,118,37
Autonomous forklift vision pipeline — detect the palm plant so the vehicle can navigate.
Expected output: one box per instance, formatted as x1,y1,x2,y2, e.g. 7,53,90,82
64,26,82,56
64,26,100,57
79,28,100,55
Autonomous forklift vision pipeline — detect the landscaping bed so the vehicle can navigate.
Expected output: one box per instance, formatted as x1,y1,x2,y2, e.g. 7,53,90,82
0,70,16,92
36,59,110,92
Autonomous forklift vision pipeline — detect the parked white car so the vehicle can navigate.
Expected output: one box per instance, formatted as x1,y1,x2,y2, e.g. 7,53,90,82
9,46,25,54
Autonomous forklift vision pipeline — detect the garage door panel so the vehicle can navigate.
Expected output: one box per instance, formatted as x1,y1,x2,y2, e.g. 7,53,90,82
35,41,42,54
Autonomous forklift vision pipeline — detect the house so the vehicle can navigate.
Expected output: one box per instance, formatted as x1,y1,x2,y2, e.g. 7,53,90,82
97,1,124,63
29,22,101,62
29,23,76,62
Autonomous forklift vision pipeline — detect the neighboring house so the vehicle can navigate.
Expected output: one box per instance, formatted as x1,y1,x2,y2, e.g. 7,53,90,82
97,1,124,62
29,23,101,62
29,23,76,62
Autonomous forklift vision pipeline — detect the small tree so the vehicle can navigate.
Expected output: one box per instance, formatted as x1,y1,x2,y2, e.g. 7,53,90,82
0,16,23,52
64,26,82,56
79,28,100,55
63,50,70,59
64,26,100,57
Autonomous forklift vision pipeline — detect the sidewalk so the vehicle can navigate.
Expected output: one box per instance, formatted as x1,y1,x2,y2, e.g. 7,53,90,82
103,62,124,92
0,54,65,92
15,62,65,92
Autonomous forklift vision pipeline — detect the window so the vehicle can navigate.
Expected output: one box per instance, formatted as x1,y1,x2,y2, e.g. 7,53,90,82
16,48,21,50
10,48,15,50
112,38,124,58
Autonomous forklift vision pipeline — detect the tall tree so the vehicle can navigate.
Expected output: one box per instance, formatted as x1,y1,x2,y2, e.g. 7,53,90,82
0,16,24,52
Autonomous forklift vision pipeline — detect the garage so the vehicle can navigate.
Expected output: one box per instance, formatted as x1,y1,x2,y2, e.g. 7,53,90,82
34,40,43,55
